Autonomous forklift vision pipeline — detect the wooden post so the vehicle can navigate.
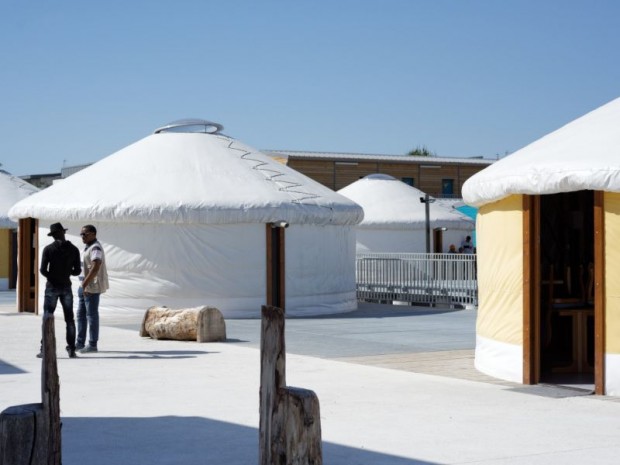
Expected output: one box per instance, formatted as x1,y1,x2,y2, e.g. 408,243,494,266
0,314,61,464
41,313,61,464
266,223,286,311
259,305,322,465
259,305,286,465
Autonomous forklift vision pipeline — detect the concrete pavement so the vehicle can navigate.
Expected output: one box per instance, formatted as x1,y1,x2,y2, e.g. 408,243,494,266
2,291,620,464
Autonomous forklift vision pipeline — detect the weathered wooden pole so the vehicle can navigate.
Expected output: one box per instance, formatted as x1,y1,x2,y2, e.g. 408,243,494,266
259,305,322,465
41,313,62,465
0,313,61,464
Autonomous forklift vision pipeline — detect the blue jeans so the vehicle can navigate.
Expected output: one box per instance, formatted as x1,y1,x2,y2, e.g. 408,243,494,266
43,283,76,350
76,287,100,348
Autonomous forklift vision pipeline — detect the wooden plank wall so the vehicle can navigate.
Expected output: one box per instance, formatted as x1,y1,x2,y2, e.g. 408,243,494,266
286,157,489,195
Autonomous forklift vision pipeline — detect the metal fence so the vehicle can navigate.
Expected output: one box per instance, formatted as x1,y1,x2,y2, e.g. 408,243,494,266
356,253,478,308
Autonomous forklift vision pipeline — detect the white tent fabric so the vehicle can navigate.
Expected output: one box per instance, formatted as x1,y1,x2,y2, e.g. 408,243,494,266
0,171,38,228
338,174,474,253
9,133,362,226
463,97,620,207
9,129,363,317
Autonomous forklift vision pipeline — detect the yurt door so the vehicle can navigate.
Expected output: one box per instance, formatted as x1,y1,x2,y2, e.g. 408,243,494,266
527,191,600,392
17,218,38,313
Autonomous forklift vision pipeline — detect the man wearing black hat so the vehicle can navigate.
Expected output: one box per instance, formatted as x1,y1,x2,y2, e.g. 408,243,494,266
38,222,82,358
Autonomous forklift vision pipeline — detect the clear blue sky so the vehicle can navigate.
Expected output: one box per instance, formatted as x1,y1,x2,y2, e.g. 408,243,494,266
1,0,619,176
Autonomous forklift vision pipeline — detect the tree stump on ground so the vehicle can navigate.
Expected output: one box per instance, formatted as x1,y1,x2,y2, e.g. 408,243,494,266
259,305,322,465
0,313,61,465
140,306,226,342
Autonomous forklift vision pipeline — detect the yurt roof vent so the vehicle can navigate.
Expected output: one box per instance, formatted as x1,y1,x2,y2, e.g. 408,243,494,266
154,119,224,135
364,173,396,181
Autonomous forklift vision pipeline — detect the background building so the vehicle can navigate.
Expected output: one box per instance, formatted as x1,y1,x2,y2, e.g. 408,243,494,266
268,150,494,197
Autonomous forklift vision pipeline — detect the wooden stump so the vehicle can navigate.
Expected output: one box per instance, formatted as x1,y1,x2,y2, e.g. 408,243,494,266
272,388,322,465
0,314,61,465
140,306,226,342
259,305,322,465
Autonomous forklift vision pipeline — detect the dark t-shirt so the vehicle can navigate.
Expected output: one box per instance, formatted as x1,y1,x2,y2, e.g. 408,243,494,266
40,240,81,287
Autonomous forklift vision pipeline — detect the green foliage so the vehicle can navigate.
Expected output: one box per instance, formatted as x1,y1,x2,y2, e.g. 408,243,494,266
407,146,436,157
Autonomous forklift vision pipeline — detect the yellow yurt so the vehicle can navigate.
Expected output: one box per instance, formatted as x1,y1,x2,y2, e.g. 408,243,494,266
463,97,620,395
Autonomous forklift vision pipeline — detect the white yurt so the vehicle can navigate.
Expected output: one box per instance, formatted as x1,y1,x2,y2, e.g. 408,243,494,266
9,120,364,318
338,174,475,253
0,170,38,290
463,97,620,395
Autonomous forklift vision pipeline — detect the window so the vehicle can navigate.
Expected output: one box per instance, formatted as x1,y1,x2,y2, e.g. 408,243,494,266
441,179,454,196
401,177,414,186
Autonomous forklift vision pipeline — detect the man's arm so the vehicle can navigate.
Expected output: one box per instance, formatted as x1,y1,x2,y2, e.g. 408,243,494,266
71,247,82,276
39,248,50,278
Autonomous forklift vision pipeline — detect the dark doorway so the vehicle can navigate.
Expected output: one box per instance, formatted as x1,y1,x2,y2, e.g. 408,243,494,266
433,228,445,253
539,191,594,387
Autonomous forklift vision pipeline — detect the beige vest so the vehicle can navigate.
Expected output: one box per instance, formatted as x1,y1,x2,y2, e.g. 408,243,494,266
83,240,109,294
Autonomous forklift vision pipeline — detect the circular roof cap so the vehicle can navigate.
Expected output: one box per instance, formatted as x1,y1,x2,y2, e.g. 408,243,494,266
154,119,224,134
364,173,396,181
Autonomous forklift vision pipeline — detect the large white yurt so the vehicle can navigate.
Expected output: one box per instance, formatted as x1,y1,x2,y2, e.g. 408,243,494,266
338,174,475,253
0,170,38,290
9,120,364,318
463,97,620,395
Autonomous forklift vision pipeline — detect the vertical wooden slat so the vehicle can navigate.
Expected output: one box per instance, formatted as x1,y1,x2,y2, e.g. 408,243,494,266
523,195,540,384
266,224,286,311
594,191,605,395
278,227,285,310
266,224,273,307
17,218,33,313
33,218,39,314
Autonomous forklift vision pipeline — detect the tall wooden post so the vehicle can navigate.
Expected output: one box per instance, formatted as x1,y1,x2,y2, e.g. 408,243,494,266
259,306,322,465
266,223,286,310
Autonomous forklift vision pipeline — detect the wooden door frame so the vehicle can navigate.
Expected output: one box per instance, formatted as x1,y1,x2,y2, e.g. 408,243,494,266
523,192,605,394
17,218,38,313
593,191,605,394
523,195,539,384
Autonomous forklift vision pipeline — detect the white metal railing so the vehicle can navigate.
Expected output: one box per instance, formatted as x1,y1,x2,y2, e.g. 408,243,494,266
356,253,478,308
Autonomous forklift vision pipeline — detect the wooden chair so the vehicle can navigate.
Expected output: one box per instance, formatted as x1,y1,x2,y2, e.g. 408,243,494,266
543,263,594,372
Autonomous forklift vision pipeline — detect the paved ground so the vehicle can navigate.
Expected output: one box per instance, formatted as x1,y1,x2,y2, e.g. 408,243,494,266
2,291,620,464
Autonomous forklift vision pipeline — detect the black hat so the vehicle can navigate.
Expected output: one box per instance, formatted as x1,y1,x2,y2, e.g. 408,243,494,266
47,222,68,236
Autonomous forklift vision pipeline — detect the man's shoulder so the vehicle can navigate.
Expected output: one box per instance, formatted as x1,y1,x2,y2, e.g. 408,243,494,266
65,241,80,252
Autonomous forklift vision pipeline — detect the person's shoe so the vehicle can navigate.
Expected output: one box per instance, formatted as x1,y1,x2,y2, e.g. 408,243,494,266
75,344,85,351
36,352,43,359
79,345,98,354
66,346,78,358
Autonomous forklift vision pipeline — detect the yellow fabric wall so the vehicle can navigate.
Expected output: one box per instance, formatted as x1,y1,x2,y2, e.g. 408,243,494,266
605,192,620,354
476,195,524,346
0,229,9,279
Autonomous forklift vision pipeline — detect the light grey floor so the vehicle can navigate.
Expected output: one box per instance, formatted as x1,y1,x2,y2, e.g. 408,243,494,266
112,303,477,359
3,291,620,464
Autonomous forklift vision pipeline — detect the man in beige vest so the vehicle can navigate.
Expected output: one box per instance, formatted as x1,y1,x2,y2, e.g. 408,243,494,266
76,224,109,353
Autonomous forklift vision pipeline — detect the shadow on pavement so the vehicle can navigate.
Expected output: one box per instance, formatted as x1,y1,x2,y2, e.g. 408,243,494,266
62,416,438,465
290,304,464,320
0,359,27,375
74,349,214,360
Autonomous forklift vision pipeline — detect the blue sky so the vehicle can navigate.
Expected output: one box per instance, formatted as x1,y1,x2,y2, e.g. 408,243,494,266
1,0,619,176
